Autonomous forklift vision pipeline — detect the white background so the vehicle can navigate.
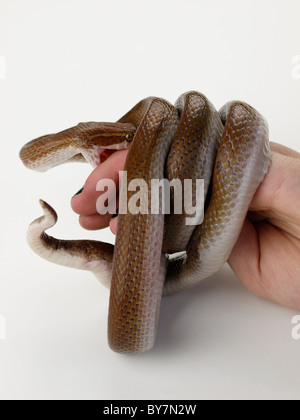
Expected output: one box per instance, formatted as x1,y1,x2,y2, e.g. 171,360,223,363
0,0,300,400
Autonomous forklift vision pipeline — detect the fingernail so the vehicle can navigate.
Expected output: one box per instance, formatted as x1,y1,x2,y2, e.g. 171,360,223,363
111,208,119,219
73,187,84,197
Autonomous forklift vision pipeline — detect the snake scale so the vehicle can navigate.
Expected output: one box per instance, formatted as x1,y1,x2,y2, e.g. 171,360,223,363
19,91,270,353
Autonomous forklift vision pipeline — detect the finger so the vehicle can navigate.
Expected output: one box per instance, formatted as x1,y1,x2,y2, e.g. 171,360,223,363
227,218,265,298
79,199,119,230
109,216,118,234
79,213,113,230
71,149,128,216
270,141,300,159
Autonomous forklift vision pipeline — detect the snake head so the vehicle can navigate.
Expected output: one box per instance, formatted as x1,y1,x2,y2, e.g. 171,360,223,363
19,121,137,171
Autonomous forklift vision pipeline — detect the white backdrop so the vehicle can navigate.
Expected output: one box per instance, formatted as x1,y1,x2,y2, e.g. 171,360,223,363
0,0,299,400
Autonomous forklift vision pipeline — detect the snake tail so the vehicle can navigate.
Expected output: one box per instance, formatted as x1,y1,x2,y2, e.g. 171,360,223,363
27,200,114,288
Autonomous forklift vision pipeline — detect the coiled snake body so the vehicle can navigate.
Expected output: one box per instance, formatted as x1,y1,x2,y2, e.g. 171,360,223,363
20,92,270,353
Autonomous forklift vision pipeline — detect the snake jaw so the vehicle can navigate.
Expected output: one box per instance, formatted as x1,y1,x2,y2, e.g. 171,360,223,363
81,143,131,168
19,121,135,171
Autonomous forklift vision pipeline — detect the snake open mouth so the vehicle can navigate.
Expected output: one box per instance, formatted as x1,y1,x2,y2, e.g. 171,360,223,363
98,148,119,164
96,144,131,165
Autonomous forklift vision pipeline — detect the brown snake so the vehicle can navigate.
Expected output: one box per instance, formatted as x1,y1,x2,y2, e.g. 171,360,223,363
19,91,270,353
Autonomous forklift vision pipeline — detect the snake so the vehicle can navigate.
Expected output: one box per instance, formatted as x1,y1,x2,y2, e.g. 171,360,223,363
19,91,271,353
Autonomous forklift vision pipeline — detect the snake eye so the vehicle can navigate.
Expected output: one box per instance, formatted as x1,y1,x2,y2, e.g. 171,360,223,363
125,133,134,142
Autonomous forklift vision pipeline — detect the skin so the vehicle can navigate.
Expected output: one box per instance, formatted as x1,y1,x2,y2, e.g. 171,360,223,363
71,142,300,311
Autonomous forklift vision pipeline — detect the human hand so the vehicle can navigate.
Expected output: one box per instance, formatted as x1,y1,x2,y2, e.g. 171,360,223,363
71,142,300,310
228,142,300,310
